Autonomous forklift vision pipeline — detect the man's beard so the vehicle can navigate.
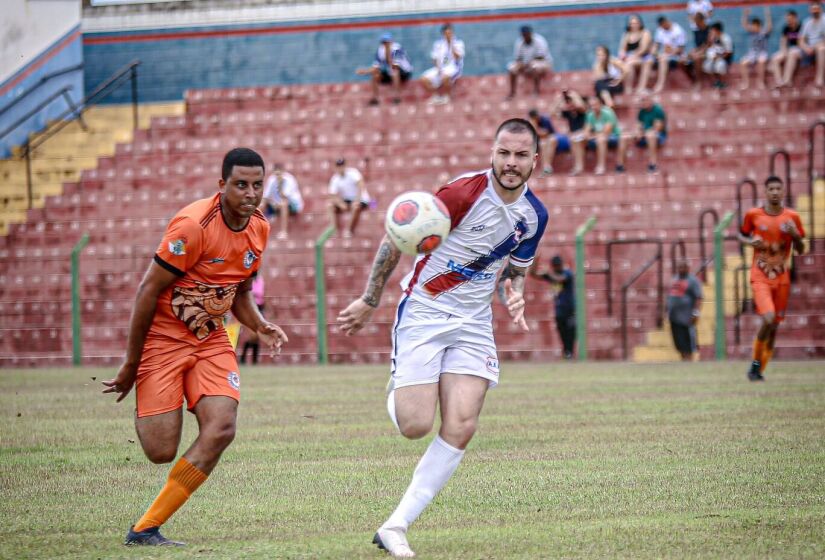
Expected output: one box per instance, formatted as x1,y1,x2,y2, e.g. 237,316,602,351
491,160,533,191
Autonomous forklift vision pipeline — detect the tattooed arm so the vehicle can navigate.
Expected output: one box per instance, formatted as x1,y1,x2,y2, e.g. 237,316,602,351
499,264,529,331
337,235,402,335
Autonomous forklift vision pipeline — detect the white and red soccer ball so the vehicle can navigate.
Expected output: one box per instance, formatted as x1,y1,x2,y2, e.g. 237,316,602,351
385,191,451,255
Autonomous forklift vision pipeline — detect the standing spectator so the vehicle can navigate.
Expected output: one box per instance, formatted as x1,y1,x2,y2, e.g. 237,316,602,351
328,158,371,237
770,10,803,87
666,260,703,361
618,14,653,94
528,108,570,176
421,23,465,105
702,22,734,88
531,255,576,359
739,7,772,90
507,25,553,98
686,0,714,30
685,12,711,85
572,95,621,176
239,274,266,365
640,16,687,93
592,45,627,108
260,163,303,240
356,33,413,106
790,1,825,87
617,92,667,173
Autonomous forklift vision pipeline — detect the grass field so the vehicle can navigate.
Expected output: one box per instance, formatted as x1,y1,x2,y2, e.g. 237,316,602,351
1,361,824,559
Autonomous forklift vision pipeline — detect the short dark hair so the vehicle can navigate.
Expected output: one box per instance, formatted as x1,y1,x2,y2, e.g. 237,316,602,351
520,25,532,34
441,22,452,32
711,22,724,32
222,147,264,180
788,9,798,17
657,16,668,25
751,17,762,26
528,108,539,118
551,255,563,266
495,118,539,152
765,175,784,187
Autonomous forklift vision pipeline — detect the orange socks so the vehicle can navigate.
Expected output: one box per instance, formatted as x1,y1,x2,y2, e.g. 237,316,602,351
752,339,765,364
760,348,773,373
133,457,207,532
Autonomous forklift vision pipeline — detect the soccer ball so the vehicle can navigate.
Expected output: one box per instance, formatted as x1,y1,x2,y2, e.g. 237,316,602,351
385,191,451,255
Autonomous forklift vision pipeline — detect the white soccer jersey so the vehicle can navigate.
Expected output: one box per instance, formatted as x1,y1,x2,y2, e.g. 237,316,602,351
400,170,548,319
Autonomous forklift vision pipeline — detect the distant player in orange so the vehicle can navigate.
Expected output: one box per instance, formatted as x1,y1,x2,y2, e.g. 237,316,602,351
102,148,288,545
739,175,805,381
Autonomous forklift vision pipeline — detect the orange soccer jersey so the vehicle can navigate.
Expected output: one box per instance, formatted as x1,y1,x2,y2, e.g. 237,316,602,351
136,193,270,417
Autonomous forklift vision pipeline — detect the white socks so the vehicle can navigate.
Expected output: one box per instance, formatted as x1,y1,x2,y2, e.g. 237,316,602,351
387,389,400,431
384,435,465,530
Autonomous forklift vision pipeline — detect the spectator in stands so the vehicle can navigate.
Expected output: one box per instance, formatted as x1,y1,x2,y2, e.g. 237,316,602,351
667,260,703,361
617,14,653,94
641,16,688,93
792,1,825,87
531,255,576,359
686,0,714,31
528,108,570,176
556,88,588,138
328,158,371,237
356,33,413,105
770,9,803,87
703,22,734,89
260,163,303,240
685,12,711,85
739,7,772,90
239,274,266,365
573,95,621,176
421,23,465,105
507,25,553,99
592,45,627,108
617,92,667,174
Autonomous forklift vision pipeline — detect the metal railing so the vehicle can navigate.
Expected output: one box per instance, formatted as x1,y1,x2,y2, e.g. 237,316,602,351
769,149,793,205
808,121,825,250
670,239,686,276
591,238,664,321
696,208,719,282
620,242,664,360
731,263,750,346
0,86,84,143
0,63,83,120
736,178,757,256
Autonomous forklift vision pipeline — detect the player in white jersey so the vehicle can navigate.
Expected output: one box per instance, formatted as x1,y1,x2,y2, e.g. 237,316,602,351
338,119,548,558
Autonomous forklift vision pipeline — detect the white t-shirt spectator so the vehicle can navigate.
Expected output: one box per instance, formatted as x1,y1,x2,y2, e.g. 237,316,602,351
707,32,733,59
686,1,714,30
513,33,552,65
431,37,465,71
263,171,303,211
801,15,825,47
373,42,413,73
655,23,688,54
329,167,370,203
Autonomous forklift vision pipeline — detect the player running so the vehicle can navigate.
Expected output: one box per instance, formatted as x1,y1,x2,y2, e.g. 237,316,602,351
738,175,805,381
102,148,288,545
338,119,547,558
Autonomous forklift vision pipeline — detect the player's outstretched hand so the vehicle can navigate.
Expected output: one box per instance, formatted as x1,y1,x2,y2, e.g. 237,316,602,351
504,278,529,332
337,297,375,336
258,321,288,356
102,363,138,403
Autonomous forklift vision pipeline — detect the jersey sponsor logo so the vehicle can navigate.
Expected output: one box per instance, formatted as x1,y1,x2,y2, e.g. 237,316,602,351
209,257,225,264
243,249,258,269
446,259,494,281
471,224,486,232
486,356,500,375
168,238,187,256
227,371,240,390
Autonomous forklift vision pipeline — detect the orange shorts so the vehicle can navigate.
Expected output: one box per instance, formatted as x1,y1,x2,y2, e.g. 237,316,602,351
751,281,790,324
135,333,240,418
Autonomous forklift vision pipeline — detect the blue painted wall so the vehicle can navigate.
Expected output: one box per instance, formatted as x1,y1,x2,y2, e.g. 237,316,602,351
0,28,84,158
83,1,809,104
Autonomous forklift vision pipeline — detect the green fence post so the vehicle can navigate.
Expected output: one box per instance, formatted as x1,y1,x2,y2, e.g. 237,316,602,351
314,226,336,364
575,216,598,361
71,233,90,366
713,211,735,360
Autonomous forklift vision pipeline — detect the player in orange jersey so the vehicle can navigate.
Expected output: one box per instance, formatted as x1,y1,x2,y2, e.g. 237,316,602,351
738,175,805,382
102,148,288,545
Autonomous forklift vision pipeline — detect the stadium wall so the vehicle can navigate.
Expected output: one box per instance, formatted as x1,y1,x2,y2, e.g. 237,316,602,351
83,0,808,104
0,1,83,158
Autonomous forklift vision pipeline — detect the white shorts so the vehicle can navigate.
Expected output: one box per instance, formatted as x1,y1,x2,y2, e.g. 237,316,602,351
741,50,769,65
390,297,499,389
703,56,728,74
508,59,552,75
421,63,461,87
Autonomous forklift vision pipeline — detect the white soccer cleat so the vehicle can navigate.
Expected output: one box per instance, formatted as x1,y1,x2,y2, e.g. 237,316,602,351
373,526,415,558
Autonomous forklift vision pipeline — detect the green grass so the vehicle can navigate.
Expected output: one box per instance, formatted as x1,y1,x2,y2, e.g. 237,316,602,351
1,361,824,559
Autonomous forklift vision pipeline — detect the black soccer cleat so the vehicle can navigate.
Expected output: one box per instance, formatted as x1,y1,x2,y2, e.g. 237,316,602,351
125,526,185,546
747,360,764,382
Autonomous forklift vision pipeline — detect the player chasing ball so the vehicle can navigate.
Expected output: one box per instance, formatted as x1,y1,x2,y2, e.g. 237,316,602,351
338,119,548,558
102,148,288,546
738,175,805,382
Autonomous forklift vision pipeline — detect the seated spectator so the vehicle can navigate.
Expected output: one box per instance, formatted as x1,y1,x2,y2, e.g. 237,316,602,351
556,88,588,139
261,163,303,240
684,12,711,85
421,23,465,105
328,158,371,237
507,25,552,98
739,7,772,90
592,45,627,108
355,33,413,105
572,95,621,176
770,10,803,87
528,108,570,176
640,16,687,93
790,1,825,87
702,22,734,88
686,0,714,30
617,14,653,94
617,92,667,174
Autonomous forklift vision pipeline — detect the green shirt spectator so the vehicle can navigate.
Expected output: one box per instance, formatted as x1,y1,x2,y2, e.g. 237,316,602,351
585,105,621,135
638,103,667,133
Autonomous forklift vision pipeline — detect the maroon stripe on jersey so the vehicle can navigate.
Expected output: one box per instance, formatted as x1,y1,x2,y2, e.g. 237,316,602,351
404,254,432,295
421,270,466,297
435,171,488,231
199,204,221,228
